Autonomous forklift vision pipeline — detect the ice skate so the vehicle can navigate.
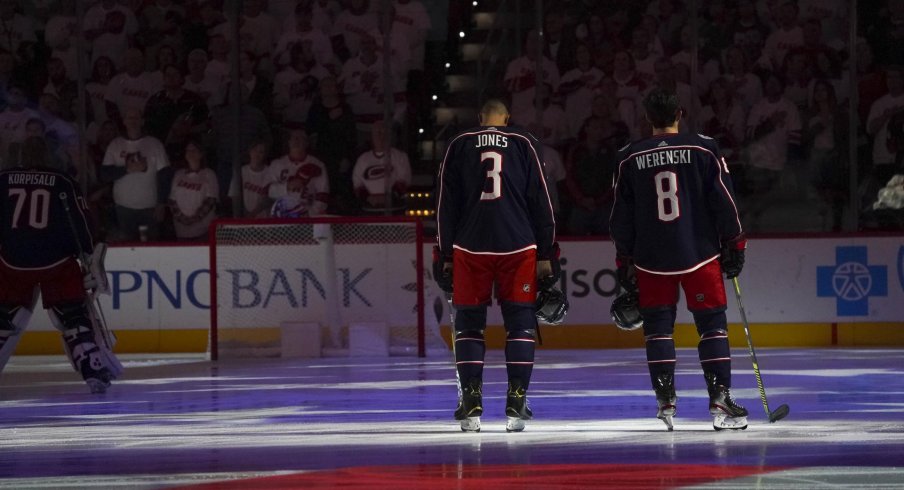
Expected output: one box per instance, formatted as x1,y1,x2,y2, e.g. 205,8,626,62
454,379,482,432
706,373,748,430
80,357,114,394
653,373,677,431
504,380,532,432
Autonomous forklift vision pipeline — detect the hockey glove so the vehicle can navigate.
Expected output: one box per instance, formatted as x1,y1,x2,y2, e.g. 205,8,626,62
537,242,562,291
616,254,638,295
720,236,747,279
83,271,99,291
432,246,453,293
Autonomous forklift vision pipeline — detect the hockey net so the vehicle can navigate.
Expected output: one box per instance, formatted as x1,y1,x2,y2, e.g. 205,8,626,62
209,216,449,360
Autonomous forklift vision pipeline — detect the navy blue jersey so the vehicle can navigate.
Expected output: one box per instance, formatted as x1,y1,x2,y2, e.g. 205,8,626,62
0,168,93,270
436,125,555,258
609,133,742,274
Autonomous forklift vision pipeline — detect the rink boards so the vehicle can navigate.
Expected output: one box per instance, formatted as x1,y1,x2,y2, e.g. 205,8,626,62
12,236,904,354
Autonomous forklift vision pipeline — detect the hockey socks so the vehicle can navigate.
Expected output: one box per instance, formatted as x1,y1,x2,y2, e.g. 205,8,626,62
454,329,485,384
504,329,536,387
645,333,676,385
695,310,732,387
698,330,732,387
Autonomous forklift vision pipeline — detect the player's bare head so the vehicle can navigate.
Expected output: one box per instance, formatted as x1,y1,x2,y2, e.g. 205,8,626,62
479,99,509,126
642,88,681,129
20,136,52,169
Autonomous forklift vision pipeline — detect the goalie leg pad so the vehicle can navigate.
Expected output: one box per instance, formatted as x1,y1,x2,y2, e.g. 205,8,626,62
0,304,33,373
643,308,678,386
49,303,119,385
85,242,110,295
695,310,732,387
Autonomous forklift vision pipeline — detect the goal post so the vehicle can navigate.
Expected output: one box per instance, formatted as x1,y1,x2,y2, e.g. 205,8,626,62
209,216,447,360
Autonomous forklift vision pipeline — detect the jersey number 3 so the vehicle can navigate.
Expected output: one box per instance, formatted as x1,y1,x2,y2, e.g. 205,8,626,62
9,188,51,229
480,151,502,200
655,171,680,222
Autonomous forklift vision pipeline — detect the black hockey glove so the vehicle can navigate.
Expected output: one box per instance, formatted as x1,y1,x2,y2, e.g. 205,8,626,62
537,242,561,291
616,254,638,295
432,246,453,293
720,236,747,279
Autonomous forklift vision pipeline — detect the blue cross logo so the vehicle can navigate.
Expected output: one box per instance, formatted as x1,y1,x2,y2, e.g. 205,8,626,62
817,247,887,316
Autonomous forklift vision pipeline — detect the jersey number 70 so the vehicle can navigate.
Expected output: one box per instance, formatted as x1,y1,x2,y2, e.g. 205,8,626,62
8,188,51,229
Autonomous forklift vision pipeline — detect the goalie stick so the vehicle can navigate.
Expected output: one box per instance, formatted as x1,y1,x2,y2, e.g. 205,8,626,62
732,277,790,423
58,193,119,353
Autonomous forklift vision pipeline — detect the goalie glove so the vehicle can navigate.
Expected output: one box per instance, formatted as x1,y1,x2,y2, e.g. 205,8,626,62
432,246,453,293
83,243,110,295
720,236,747,279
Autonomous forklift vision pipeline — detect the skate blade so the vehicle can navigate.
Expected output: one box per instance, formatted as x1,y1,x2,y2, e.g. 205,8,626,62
505,416,526,432
460,417,481,432
86,378,109,394
712,414,748,431
657,414,674,431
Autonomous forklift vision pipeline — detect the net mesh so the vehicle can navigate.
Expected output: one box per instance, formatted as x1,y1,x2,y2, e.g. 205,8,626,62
210,219,447,358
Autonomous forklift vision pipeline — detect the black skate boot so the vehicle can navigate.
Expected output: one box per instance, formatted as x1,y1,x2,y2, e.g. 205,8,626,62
705,372,748,430
504,379,532,432
653,372,677,431
454,378,483,432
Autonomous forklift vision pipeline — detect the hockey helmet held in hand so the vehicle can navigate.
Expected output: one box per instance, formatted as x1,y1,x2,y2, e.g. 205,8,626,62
611,291,643,331
536,286,568,325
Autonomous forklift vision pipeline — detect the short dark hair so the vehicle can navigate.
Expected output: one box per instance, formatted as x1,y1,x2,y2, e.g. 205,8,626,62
479,98,509,117
643,88,680,129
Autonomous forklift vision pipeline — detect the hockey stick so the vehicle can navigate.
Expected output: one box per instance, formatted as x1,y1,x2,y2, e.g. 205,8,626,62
732,277,790,423
58,192,117,350
447,293,461,400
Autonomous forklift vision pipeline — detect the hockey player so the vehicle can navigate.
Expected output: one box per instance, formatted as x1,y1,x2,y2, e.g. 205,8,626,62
0,136,121,393
435,99,558,433
609,88,748,431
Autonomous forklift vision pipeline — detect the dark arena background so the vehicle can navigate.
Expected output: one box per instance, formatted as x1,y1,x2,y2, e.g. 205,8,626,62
1,0,903,488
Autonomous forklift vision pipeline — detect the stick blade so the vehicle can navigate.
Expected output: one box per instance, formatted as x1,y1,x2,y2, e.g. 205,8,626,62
768,404,790,423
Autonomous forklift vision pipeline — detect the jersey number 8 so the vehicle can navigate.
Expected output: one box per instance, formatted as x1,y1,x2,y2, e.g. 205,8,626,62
9,188,51,229
655,171,679,222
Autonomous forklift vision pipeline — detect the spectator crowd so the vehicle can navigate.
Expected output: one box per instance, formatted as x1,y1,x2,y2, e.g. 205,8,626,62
0,0,902,241
491,0,904,233
0,0,428,241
